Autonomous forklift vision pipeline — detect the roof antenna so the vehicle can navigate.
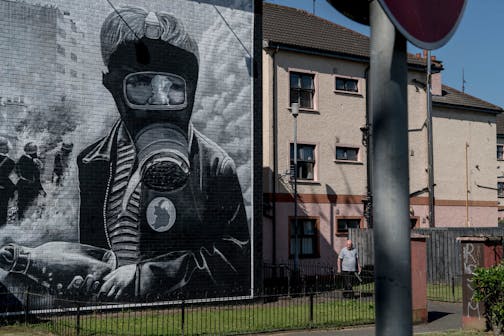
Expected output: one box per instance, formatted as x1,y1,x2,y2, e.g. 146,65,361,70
313,0,316,15
462,68,467,93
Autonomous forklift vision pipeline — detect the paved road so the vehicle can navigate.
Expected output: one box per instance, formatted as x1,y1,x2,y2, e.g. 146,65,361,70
259,301,462,336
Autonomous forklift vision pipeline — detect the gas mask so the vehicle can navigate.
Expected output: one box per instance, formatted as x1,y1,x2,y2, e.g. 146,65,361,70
102,36,201,252
104,37,199,194
123,71,191,191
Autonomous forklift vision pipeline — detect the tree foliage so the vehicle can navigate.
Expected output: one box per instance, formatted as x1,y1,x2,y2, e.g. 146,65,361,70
472,261,504,335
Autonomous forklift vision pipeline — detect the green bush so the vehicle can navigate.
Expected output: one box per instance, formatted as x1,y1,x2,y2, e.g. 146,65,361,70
472,261,504,335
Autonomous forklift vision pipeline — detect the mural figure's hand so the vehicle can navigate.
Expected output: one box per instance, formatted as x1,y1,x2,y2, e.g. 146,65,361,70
0,245,14,270
66,274,102,296
99,264,136,300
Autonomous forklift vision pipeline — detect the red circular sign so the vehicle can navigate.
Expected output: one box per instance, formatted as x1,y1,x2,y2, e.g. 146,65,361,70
378,0,467,50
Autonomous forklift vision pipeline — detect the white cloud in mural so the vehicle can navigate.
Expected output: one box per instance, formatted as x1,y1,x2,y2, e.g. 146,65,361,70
192,6,253,214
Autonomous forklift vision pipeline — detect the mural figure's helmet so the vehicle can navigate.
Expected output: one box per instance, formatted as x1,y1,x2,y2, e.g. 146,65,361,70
24,142,38,155
100,8,199,192
100,7,199,135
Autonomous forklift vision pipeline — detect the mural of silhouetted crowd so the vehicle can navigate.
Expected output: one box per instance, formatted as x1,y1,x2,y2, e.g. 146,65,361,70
0,137,73,226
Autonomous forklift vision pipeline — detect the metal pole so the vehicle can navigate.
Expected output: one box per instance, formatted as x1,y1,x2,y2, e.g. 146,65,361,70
291,103,299,275
465,142,469,227
427,51,435,227
369,1,412,335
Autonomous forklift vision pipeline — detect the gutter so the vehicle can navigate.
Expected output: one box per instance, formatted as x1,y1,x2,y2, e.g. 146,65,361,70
265,41,439,72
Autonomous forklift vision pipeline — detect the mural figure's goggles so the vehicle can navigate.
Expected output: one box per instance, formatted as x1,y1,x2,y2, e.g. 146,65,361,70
124,72,187,110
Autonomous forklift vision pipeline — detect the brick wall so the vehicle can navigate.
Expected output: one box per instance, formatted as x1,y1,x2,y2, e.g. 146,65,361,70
0,0,258,306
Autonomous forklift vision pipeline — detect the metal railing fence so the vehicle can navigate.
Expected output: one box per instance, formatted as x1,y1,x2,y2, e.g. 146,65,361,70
0,274,374,335
263,261,374,295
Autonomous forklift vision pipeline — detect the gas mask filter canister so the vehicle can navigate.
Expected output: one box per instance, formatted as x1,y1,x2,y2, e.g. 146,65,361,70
134,123,190,192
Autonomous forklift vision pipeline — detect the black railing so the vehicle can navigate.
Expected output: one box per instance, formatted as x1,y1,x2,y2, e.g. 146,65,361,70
426,275,463,303
0,274,375,335
263,261,374,295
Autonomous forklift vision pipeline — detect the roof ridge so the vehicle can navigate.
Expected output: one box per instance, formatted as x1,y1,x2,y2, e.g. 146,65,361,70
263,2,370,41
263,2,436,68
441,84,503,111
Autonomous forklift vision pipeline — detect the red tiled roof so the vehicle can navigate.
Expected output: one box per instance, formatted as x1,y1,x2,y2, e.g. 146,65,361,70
263,2,429,67
433,85,503,114
263,2,503,116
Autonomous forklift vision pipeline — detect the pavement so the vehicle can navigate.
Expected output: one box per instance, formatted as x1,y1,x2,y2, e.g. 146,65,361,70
260,301,462,336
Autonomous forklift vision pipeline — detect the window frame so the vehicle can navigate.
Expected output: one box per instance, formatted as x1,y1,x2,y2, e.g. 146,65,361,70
497,144,504,161
498,181,504,198
288,216,320,259
335,216,362,236
334,144,363,164
289,142,318,182
288,69,317,111
334,75,362,95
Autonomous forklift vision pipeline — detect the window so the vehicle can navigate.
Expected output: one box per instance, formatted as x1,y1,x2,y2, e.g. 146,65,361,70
336,217,361,235
70,69,77,78
290,218,319,258
335,146,360,162
498,145,504,160
70,53,77,62
290,72,315,109
335,76,359,93
498,182,504,198
290,144,315,180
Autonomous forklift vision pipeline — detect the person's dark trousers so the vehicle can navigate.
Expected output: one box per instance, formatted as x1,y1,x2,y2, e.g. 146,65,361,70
0,196,8,227
17,185,38,220
342,271,354,298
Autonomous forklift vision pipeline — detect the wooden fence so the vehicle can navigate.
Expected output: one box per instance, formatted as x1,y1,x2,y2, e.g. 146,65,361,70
349,227,504,283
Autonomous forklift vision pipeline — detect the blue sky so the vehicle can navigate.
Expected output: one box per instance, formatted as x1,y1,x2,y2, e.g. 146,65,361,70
265,0,504,109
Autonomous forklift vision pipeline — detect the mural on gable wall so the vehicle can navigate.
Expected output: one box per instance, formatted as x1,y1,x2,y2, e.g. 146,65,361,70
0,0,254,306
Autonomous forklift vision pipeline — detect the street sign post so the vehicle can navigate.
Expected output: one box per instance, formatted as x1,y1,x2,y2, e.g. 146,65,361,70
368,2,411,334
325,1,467,335
327,0,467,49
377,0,466,50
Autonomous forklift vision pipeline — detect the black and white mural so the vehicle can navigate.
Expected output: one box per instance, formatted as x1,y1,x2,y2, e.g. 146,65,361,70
0,0,255,305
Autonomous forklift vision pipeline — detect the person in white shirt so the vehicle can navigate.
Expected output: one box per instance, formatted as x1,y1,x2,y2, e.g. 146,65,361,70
338,239,361,297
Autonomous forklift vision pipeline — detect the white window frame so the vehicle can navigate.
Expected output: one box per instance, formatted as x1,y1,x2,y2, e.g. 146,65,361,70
497,144,504,161
498,181,504,198
289,216,320,259
334,75,362,96
289,142,318,182
288,69,318,111
335,216,362,236
334,144,363,164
